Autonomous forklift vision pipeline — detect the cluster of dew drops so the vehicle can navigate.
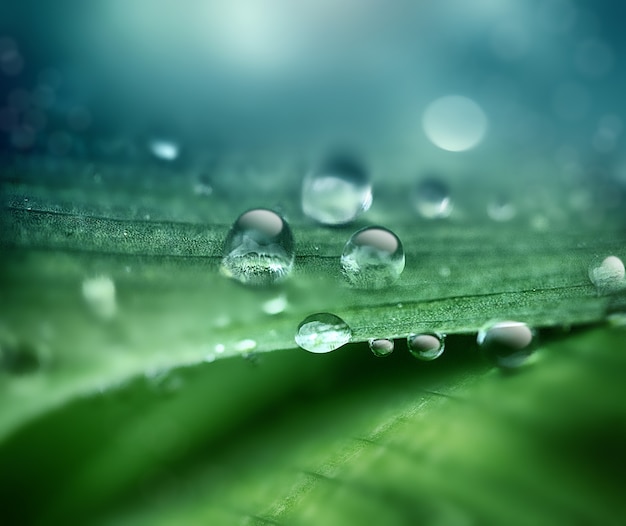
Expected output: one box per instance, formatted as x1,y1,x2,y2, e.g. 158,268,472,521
217,153,625,371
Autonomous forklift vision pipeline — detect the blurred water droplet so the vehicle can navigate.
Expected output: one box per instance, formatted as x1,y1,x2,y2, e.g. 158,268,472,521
302,154,372,225
341,226,405,289
262,294,288,315
477,321,536,369
407,333,445,361
588,255,626,294
487,196,517,222
369,338,394,357
215,344,225,354
221,208,295,286
412,178,453,219
295,313,351,353
0,329,46,375
82,275,117,320
149,139,180,161
235,339,257,352
422,95,488,152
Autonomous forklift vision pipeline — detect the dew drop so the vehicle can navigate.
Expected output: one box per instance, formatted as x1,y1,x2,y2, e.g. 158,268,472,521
588,255,625,295
295,313,351,353
487,196,517,222
262,294,288,315
369,338,394,357
407,333,445,361
412,178,453,219
220,208,295,286
0,330,45,375
235,339,257,352
82,275,117,320
341,226,405,289
302,154,372,225
148,138,180,161
477,320,536,369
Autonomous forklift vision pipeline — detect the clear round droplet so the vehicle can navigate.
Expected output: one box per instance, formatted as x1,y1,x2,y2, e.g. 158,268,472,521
588,255,625,295
477,320,536,369
221,208,295,286
341,226,405,289
295,313,352,353
412,178,453,219
302,155,372,225
369,338,394,357
407,333,445,361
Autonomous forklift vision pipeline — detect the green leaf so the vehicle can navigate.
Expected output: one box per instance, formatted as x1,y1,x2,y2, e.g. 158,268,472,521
1,157,625,524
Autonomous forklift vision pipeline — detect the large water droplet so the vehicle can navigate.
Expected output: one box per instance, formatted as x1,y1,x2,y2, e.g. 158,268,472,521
588,255,625,295
221,208,295,286
412,178,453,219
295,313,351,353
302,155,372,225
341,226,405,289
369,338,394,357
477,321,536,369
407,333,445,361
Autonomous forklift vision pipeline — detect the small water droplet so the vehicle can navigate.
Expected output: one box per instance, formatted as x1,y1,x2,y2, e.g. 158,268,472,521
439,266,451,278
407,333,445,361
588,255,625,295
341,226,405,289
302,154,372,225
149,138,180,161
0,330,46,374
295,313,351,353
369,338,394,357
215,343,225,354
412,178,453,219
235,339,257,352
220,208,295,286
487,196,517,222
262,294,288,315
477,320,536,369
82,275,116,320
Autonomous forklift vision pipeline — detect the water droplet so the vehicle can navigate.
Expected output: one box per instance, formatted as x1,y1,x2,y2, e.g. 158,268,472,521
149,139,180,161
407,333,445,361
215,343,225,354
422,95,488,152
487,196,517,222
302,154,372,225
82,276,116,320
295,313,351,353
0,330,46,374
477,321,536,369
588,256,626,295
235,339,257,352
262,294,288,315
220,208,295,286
412,178,453,219
369,338,394,357
341,226,405,289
